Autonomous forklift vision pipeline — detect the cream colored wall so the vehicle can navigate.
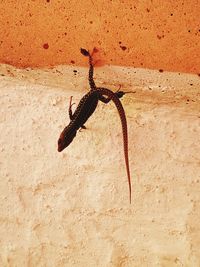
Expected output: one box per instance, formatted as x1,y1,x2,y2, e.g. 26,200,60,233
0,63,200,266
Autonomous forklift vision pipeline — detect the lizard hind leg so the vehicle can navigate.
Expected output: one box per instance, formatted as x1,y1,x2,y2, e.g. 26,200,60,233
92,47,99,54
114,85,126,99
80,47,98,57
97,87,126,103
81,47,97,90
80,48,90,57
115,85,136,98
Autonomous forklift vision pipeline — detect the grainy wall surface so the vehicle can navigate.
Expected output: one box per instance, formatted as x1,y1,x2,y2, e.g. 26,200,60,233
0,0,199,73
0,63,200,266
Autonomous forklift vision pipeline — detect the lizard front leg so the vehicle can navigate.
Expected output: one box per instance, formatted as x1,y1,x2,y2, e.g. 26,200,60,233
68,96,75,120
68,96,86,129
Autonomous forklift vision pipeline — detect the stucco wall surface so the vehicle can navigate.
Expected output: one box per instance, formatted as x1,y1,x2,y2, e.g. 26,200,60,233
0,0,199,73
0,64,200,266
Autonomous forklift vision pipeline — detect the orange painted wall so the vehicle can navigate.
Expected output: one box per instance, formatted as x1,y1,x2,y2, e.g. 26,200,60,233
0,0,199,73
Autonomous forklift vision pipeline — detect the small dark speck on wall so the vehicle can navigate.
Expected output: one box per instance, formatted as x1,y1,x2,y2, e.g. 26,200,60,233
43,43,49,49
120,46,127,51
46,0,50,2
73,70,77,74
157,34,164,39
159,69,164,73
71,60,75,64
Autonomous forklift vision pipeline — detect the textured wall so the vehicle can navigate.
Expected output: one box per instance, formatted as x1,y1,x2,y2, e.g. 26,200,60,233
0,62,200,266
0,0,199,73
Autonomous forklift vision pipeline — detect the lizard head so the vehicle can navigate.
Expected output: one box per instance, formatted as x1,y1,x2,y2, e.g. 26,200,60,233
58,126,77,152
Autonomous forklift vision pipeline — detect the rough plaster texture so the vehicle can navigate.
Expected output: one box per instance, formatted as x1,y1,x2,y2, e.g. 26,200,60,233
0,63,200,266
0,0,199,73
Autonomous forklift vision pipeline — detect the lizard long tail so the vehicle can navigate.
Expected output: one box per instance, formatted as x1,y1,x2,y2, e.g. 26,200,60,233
96,87,132,203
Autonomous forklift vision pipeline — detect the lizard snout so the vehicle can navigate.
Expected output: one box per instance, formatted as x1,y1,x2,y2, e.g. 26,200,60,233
57,138,64,152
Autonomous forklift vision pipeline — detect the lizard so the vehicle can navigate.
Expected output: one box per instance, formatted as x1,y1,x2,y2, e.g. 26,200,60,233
58,48,132,203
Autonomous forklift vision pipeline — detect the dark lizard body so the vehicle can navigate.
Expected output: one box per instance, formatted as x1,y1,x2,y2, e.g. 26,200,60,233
58,48,132,203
